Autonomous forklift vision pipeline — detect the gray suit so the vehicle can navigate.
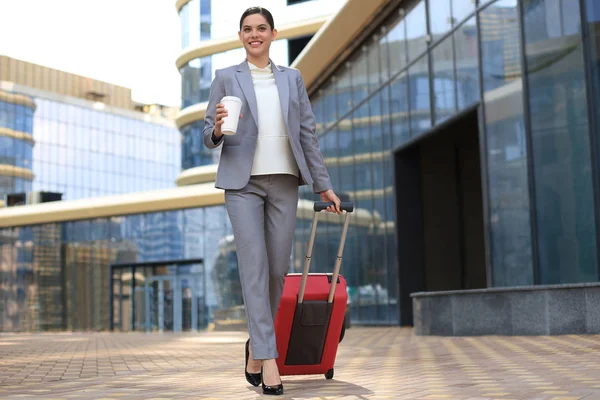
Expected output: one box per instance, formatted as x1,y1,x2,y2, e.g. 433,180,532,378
203,60,332,359
203,60,332,193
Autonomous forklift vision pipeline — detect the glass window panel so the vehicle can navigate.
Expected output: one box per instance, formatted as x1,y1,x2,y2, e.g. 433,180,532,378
385,17,408,76
58,103,68,122
389,71,410,148
368,35,382,93
429,0,453,40
351,49,369,107
452,0,476,25
57,146,68,167
352,103,371,163
115,134,126,157
455,16,480,110
406,2,428,62
58,122,67,147
320,128,337,159
368,92,383,153
379,85,393,152
432,36,457,124
523,0,597,283
586,0,600,221
336,63,353,118
408,55,432,137
321,82,337,130
323,128,341,197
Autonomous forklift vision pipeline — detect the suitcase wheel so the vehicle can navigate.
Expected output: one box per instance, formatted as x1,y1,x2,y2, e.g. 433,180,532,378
325,368,334,380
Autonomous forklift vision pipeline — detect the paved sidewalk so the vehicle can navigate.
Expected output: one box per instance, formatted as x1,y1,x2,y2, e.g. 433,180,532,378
0,327,599,399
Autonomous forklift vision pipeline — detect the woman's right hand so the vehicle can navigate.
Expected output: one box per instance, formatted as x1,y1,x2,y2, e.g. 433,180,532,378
213,103,228,139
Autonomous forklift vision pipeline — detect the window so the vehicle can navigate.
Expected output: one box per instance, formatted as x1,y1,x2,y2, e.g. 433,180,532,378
523,0,597,283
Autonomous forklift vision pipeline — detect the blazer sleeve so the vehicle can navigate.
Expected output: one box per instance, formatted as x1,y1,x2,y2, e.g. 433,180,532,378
296,70,333,194
203,70,225,149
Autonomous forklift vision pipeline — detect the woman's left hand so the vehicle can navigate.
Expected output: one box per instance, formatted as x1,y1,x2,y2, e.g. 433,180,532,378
320,189,342,215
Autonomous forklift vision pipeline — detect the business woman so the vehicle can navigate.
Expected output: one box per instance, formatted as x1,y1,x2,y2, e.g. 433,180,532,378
203,6,341,396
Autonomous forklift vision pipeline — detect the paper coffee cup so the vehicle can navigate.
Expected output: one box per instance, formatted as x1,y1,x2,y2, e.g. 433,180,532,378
220,96,242,135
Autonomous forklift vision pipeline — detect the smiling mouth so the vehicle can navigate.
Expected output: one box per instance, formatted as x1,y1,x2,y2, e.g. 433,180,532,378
249,41,262,47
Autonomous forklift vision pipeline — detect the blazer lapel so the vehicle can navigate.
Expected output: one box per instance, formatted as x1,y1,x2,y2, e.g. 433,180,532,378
235,61,259,128
271,60,290,128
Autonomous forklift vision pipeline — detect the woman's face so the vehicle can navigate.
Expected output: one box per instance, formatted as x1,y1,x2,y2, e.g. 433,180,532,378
239,13,277,60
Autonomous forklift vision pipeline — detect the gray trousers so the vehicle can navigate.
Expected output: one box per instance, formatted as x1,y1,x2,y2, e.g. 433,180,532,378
225,174,299,360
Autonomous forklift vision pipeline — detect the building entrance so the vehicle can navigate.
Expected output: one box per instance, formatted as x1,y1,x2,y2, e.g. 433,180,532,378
109,259,207,332
394,107,487,325
142,274,204,333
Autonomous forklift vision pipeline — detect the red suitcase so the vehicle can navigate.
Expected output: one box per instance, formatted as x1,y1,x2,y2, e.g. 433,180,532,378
274,201,354,380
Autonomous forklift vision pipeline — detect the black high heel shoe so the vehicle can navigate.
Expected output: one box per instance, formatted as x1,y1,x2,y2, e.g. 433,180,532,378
245,339,261,387
261,367,284,396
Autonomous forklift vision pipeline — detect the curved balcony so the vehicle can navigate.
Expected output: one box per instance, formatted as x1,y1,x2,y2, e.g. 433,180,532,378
175,16,329,70
175,0,192,13
0,127,35,145
175,101,207,130
176,16,330,110
0,164,34,180
175,164,217,186
0,90,36,110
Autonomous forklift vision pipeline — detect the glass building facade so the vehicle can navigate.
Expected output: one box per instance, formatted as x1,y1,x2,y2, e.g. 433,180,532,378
0,67,183,331
157,0,600,328
0,204,368,332
0,208,223,332
3,0,600,332
31,96,180,200
303,0,600,300
0,90,35,197
180,0,213,108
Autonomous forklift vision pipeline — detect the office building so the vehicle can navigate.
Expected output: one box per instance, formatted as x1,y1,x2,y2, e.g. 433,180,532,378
0,88,34,197
0,56,181,331
2,0,600,335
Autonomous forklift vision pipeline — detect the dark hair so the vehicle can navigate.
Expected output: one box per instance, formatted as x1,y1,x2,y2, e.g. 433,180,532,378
239,6,275,31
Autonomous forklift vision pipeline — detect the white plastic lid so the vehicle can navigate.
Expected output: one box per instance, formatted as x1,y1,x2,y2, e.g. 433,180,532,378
221,96,242,103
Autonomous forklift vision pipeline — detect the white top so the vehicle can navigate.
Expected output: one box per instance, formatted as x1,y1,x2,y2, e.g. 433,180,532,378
248,61,299,177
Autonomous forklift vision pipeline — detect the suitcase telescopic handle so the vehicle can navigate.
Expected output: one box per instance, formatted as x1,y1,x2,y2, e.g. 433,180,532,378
297,201,354,304
314,201,354,213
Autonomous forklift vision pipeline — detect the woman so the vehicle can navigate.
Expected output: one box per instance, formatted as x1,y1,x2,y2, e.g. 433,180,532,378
203,6,341,396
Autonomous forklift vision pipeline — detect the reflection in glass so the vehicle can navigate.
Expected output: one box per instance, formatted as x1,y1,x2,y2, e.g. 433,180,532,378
405,1,428,62
30,98,179,201
323,128,340,197
351,49,369,107
586,1,600,191
523,0,598,283
368,35,382,93
432,36,457,124
0,206,236,332
389,71,410,148
430,0,453,40
452,0,477,25
384,16,407,77
181,120,220,169
408,55,432,137
455,16,480,110
481,0,533,286
181,56,213,107
336,63,353,118
181,0,211,49
0,95,35,197
321,82,337,130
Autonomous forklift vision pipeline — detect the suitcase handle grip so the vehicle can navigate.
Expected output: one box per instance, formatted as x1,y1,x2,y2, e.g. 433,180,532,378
314,201,354,213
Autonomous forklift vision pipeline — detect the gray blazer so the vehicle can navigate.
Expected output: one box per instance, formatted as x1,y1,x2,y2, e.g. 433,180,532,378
202,60,332,193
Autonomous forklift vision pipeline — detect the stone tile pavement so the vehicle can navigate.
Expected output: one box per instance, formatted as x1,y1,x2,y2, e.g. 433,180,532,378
0,327,599,399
